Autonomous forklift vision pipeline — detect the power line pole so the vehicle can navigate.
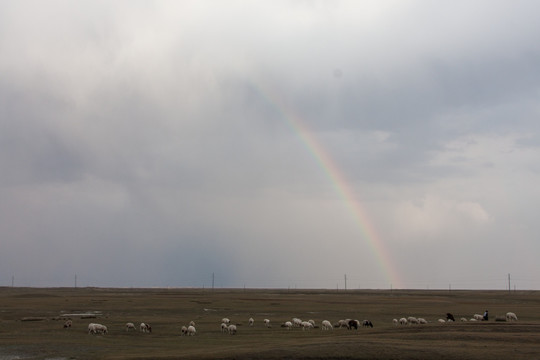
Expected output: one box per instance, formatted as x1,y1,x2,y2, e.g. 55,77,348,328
74,274,77,288
508,273,511,293
344,274,347,291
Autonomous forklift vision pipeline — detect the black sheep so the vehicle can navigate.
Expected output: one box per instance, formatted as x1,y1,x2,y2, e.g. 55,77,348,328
362,320,373,328
348,319,359,329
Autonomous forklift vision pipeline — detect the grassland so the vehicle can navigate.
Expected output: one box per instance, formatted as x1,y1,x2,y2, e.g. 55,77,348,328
1,287,539,359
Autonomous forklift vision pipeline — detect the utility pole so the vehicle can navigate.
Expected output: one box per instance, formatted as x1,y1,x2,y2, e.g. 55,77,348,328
508,273,511,293
74,274,77,288
344,274,347,291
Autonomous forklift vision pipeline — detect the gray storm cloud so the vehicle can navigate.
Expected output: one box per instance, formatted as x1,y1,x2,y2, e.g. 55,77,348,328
1,1,540,289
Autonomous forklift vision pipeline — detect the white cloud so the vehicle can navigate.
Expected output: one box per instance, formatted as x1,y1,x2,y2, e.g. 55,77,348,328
389,195,491,242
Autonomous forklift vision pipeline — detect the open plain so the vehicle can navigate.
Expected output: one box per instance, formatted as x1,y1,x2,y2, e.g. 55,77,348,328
1,287,539,359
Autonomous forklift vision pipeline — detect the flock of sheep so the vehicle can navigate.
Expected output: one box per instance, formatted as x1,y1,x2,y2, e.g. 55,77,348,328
73,316,374,336
392,312,518,325
73,311,518,336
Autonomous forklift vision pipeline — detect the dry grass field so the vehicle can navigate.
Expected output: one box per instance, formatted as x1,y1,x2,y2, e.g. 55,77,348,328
1,287,539,359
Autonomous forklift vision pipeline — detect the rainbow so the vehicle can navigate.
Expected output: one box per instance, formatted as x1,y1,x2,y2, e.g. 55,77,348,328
253,84,403,289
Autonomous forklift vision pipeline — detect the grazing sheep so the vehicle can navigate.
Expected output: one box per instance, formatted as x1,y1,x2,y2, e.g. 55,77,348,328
301,321,314,330
222,318,230,325
187,325,196,336
140,322,152,333
63,319,72,328
227,324,237,335
248,317,254,327
284,321,293,330
407,317,419,325
418,318,427,324
438,319,446,323
181,325,188,335
470,318,477,322
292,318,302,327
399,318,408,325
336,319,350,329
506,312,518,322
362,320,373,328
126,322,136,331
392,318,398,326
221,323,228,332
473,314,483,321
348,319,359,330
446,313,455,322
88,323,107,334
460,317,468,322
321,320,333,330
308,319,316,327
264,319,271,328
189,321,196,327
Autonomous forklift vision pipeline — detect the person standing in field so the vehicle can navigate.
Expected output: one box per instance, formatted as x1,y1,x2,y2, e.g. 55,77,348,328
483,310,489,321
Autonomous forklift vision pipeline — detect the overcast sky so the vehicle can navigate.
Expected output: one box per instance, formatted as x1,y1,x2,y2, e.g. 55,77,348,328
2,1,540,289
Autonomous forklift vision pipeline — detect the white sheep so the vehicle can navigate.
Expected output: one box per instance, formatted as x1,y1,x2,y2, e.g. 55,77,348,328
336,319,350,329
506,312,518,322
473,314,483,321
460,317,468,322
301,321,313,330
284,321,293,330
189,320,196,327
321,320,333,330
227,324,237,335
438,319,446,323
63,319,72,328
248,317,254,327
407,316,419,325
222,318,230,325
292,318,302,327
221,322,228,332
96,324,108,334
140,322,152,333
399,318,408,325
126,322,136,331
181,325,188,335
418,318,427,324
308,319,316,327
263,318,271,328
88,323,107,334
187,325,196,336
392,318,398,326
